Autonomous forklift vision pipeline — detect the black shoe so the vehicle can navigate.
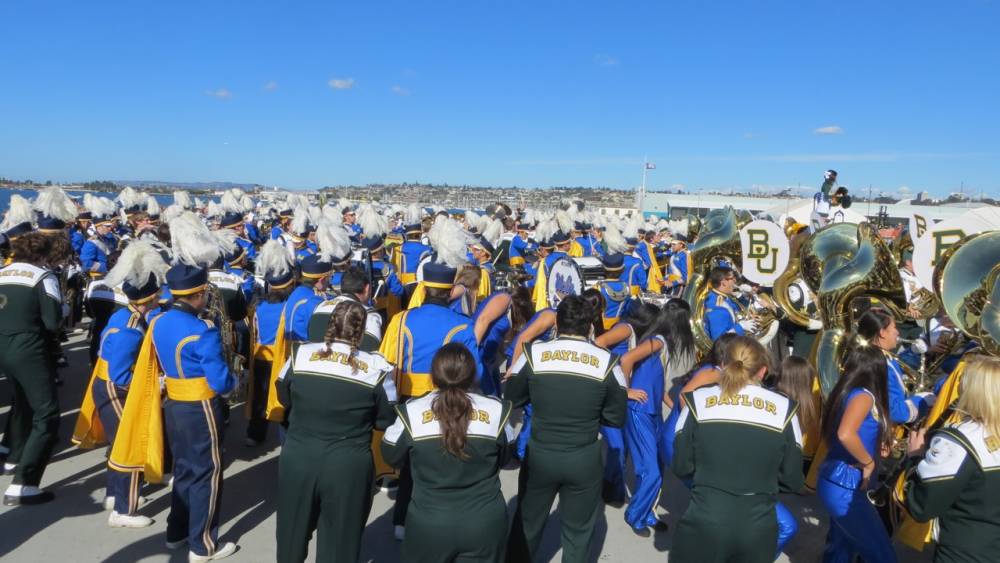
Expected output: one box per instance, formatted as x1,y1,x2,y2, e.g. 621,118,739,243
653,520,669,532
601,481,625,508
631,526,651,538
3,491,55,506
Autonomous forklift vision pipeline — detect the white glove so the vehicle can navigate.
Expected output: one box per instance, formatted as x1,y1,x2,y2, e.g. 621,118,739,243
738,319,758,333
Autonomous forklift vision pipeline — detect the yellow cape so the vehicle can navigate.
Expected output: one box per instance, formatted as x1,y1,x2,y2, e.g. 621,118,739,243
71,359,109,449
264,304,290,422
108,316,165,483
643,241,664,293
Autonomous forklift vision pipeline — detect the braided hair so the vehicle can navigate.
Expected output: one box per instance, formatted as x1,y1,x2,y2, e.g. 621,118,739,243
315,299,366,366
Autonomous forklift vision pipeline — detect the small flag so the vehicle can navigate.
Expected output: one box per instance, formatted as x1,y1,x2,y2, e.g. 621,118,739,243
645,162,656,170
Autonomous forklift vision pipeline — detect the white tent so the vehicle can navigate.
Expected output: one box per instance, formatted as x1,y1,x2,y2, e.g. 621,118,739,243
761,199,868,227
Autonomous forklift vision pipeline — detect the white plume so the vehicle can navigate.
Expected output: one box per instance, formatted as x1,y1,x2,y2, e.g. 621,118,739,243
534,219,556,245
286,193,309,213
33,186,77,222
212,228,239,257
321,205,343,226
257,239,294,281
117,187,146,210
290,212,309,236
193,197,205,210
146,196,161,217
429,217,473,268
307,206,323,226
405,203,423,225
161,204,186,223
482,218,503,247
220,191,244,214
357,204,387,237
603,224,628,254
669,219,689,238
2,195,35,230
554,209,574,234
316,219,352,261
174,191,192,209
169,211,221,267
521,209,536,227
85,195,118,219
624,213,644,238
338,198,352,212
104,240,169,288
205,200,223,219
240,195,255,212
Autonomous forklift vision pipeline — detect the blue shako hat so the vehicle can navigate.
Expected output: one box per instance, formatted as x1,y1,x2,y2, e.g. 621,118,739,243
422,262,457,289
166,264,209,296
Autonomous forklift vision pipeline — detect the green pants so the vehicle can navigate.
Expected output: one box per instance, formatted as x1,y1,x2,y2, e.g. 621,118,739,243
507,442,602,563
402,498,507,563
670,487,776,563
0,333,59,487
276,438,374,563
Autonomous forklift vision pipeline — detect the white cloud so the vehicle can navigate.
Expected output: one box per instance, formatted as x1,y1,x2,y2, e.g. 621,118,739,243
594,53,619,67
328,78,355,90
205,88,232,100
814,125,844,135
263,80,279,91
391,85,410,96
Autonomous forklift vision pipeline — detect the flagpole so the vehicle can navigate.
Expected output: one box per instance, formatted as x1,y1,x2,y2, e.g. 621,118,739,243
639,156,648,212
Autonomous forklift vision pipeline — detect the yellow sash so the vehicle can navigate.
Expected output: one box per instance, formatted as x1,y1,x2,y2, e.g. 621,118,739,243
400,272,417,286
532,261,549,312
72,359,110,448
108,317,165,483
477,266,492,300
643,241,663,293
509,256,525,266
264,304,290,422
568,240,584,258
165,377,215,401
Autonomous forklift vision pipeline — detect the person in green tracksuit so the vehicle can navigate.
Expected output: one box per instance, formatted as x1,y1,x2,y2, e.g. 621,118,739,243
905,355,1000,563
382,342,513,563
275,299,397,563
505,295,628,563
670,335,804,563
0,232,73,505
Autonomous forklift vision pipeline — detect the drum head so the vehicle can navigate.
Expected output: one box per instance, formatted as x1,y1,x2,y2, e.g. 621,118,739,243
547,256,584,308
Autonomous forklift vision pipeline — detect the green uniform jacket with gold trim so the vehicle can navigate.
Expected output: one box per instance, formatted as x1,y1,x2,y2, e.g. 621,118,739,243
673,383,804,495
506,335,628,451
906,419,1000,563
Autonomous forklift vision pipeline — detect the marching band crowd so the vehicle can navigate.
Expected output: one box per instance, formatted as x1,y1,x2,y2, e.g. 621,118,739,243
0,176,997,563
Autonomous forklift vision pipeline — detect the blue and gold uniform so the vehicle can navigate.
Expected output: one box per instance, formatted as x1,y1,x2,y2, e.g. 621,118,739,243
703,289,745,341
155,296,237,556
397,237,432,286
284,255,333,343
474,292,512,397
508,231,533,267
74,262,163,524
596,253,632,331
80,232,116,276
665,244,690,294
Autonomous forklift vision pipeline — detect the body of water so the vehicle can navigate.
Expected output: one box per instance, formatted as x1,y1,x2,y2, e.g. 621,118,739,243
0,188,177,216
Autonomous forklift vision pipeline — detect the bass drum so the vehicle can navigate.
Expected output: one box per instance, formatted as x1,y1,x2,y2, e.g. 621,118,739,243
546,256,584,309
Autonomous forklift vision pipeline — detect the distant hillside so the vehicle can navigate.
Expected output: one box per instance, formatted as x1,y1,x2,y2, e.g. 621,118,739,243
117,180,261,191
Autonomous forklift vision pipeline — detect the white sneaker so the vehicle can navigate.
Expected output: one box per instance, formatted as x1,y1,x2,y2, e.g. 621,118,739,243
108,511,153,528
394,525,405,541
105,495,148,511
189,542,237,561
157,473,174,488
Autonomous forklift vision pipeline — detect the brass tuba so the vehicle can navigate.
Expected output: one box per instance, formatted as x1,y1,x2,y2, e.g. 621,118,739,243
773,227,820,329
202,283,246,393
807,222,907,395
683,208,743,355
935,230,1000,357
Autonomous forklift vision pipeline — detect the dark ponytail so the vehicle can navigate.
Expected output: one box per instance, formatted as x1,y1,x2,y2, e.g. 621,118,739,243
430,343,477,460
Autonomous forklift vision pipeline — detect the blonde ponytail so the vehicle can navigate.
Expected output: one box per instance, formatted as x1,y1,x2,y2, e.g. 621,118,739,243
719,336,770,399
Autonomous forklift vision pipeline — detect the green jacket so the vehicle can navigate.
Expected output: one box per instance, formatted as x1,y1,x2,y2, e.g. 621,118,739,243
673,383,803,496
0,262,63,336
506,335,627,451
906,419,1000,563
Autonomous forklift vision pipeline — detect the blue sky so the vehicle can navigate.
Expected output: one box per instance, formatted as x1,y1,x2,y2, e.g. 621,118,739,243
1,1,997,197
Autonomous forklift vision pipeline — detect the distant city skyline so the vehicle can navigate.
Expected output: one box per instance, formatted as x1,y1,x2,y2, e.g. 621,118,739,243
1,1,997,197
